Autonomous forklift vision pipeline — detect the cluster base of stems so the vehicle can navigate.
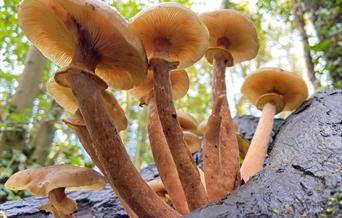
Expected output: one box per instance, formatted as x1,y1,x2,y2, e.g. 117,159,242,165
240,102,276,182
150,57,208,211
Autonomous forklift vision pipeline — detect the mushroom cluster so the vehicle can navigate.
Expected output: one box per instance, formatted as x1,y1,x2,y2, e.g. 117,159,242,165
5,1,309,217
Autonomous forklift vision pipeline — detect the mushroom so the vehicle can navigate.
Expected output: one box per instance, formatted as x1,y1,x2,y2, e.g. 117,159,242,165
240,67,308,182
177,111,199,135
19,1,178,217
128,69,190,214
199,9,259,198
129,2,209,210
147,179,171,206
183,131,201,154
4,164,105,218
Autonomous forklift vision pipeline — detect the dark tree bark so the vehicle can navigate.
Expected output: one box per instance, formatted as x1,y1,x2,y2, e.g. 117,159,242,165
1,90,341,217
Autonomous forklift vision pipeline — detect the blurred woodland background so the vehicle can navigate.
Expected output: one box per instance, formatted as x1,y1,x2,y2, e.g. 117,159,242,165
0,0,341,203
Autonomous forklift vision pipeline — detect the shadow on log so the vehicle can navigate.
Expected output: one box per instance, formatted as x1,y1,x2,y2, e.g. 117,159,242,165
1,90,341,217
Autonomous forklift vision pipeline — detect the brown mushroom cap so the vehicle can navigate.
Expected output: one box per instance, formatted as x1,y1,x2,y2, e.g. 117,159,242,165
19,0,147,89
129,2,209,69
147,179,170,204
200,9,259,64
4,164,105,196
197,120,207,136
241,67,308,112
47,78,128,131
183,131,201,153
177,111,198,131
128,69,189,105
46,77,78,113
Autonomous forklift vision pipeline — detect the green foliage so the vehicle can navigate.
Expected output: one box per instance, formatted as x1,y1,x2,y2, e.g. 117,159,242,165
320,192,342,218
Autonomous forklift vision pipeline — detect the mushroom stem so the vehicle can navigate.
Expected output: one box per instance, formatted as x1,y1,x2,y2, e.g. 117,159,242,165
212,53,241,192
147,97,190,214
73,124,138,218
48,188,76,218
203,95,225,202
150,58,208,210
69,71,179,218
240,102,276,182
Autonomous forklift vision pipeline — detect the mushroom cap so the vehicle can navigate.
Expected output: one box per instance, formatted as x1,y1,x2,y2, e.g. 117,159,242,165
197,120,207,136
19,0,147,90
128,69,189,105
183,131,201,153
177,111,198,131
200,9,259,64
47,78,128,131
46,77,78,113
147,179,170,204
5,164,105,196
129,2,209,69
241,67,308,112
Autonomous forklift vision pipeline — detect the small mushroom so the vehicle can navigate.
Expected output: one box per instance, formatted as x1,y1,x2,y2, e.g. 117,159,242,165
20,0,177,216
183,131,201,154
240,67,308,182
5,165,105,218
129,2,209,210
199,9,259,197
128,69,189,214
147,179,171,206
177,111,199,134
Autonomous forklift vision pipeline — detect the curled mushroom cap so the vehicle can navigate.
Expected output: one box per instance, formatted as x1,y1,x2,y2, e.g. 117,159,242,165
5,164,105,196
46,77,78,113
47,78,128,130
183,131,201,153
129,2,209,68
200,9,258,64
241,67,308,113
177,111,198,131
128,69,189,105
19,0,147,89
147,179,170,205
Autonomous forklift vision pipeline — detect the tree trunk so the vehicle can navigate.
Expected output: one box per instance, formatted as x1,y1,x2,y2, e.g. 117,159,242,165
31,102,64,165
10,46,47,111
292,1,320,89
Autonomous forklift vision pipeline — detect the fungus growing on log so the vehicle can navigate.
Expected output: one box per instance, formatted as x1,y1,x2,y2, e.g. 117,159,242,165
199,9,259,200
19,0,179,217
129,2,209,210
240,67,308,182
5,165,105,217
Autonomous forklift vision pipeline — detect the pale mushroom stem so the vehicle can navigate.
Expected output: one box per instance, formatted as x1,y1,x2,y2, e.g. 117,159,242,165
240,102,276,182
69,72,179,217
150,58,208,210
147,97,190,214
203,95,225,202
212,53,241,192
48,188,75,218
73,124,138,218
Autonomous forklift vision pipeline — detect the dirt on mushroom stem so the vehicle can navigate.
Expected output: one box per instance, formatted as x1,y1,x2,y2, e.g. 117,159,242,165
150,57,208,210
147,96,190,214
240,102,276,182
212,52,240,194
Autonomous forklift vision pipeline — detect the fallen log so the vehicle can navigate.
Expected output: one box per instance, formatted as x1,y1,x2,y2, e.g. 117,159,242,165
0,90,341,217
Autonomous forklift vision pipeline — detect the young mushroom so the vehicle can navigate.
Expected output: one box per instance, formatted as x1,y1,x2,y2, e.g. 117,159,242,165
5,164,105,218
240,67,308,182
183,131,201,154
177,111,199,135
19,1,178,217
199,9,259,198
129,2,209,210
128,69,190,214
